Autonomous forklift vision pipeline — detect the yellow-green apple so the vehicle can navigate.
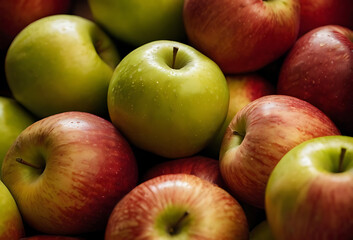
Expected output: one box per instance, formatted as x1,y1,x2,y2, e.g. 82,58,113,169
298,0,353,36
5,14,120,118
219,95,341,208
142,155,226,188
107,40,229,158
88,0,186,46
105,174,249,240
249,220,274,240
1,111,138,235
0,96,36,173
277,25,353,136
265,135,353,240
0,0,72,50
205,73,275,158
0,180,25,240
183,0,301,74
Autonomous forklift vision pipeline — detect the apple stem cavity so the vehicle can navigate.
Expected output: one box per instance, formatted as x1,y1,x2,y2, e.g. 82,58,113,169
167,211,189,236
172,47,179,69
16,157,42,170
338,147,347,172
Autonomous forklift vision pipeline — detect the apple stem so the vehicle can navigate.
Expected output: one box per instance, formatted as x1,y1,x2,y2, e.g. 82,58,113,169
16,157,42,170
168,211,189,235
172,47,179,69
338,147,347,172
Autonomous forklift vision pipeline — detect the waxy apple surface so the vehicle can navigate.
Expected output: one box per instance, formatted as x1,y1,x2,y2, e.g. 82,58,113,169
266,135,353,240
277,25,353,135
88,0,186,46
0,180,25,240
142,155,226,188
183,0,301,73
1,111,138,235
105,174,249,240
0,96,36,173
108,40,229,158
5,14,120,118
0,0,72,50
298,0,353,36
219,95,341,208
205,73,275,158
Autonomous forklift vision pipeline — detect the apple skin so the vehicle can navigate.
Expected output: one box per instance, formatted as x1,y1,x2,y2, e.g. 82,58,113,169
205,73,275,158
277,25,353,136
265,135,353,240
183,0,300,74
142,154,267,230
0,96,36,173
0,180,25,240
107,40,229,159
5,14,120,118
88,0,186,46
0,0,72,50
298,0,353,36
219,95,341,208
249,220,274,240
142,155,226,188
1,111,138,235
105,173,249,240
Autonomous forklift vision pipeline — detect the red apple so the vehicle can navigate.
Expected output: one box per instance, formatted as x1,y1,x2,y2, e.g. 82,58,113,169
277,25,353,135
298,0,353,36
219,95,341,208
183,0,301,74
1,111,139,235
142,154,266,231
205,73,275,158
105,174,249,240
0,0,72,50
142,155,226,188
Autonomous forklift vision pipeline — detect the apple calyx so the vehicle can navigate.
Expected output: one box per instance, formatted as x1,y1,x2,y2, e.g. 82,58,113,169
233,130,245,140
233,130,241,136
16,157,42,171
172,46,179,69
338,147,347,173
167,211,189,236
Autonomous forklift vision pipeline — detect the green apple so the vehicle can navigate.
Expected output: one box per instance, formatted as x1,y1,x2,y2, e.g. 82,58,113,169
0,180,25,240
0,96,36,174
5,14,120,118
107,40,229,158
249,220,275,240
265,135,353,240
87,0,186,46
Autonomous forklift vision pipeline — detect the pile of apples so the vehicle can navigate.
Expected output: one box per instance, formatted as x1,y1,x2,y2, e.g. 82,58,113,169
0,0,352,239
